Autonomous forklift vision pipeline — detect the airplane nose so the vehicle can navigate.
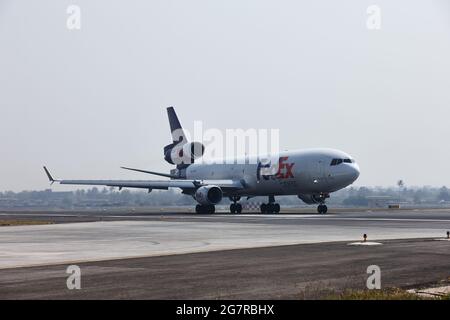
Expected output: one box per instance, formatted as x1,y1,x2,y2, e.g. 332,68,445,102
349,164,360,182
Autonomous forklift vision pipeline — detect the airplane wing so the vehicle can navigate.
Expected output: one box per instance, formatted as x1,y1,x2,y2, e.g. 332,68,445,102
43,167,244,192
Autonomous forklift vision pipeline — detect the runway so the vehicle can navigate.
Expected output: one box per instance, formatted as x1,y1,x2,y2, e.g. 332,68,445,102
0,208,449,299
1,208,450,269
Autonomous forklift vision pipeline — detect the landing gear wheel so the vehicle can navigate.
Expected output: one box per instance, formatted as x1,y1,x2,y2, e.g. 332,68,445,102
274,203,280,213
260,202,280,214
260,203,268,214
262,196,280,214
317,204,328,214
230,203,241,214
196,205,215,214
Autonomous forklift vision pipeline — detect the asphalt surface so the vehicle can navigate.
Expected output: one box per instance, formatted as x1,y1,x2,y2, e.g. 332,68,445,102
2,207,450,225
0,208,449,299
0,238,449,299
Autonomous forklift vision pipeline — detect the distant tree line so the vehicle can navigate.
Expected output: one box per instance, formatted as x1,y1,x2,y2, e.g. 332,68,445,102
0,186,449,208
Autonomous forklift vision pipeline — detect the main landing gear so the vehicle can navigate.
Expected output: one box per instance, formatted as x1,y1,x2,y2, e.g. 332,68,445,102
317,204,328,214
229,196,242,214
260,195,280,214
195,204,215,214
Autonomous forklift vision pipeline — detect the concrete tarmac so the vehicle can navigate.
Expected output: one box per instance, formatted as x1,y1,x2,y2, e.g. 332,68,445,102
0,208,449,299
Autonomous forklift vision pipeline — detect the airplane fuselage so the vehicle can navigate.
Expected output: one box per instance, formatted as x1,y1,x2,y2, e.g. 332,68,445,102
186,148,360,198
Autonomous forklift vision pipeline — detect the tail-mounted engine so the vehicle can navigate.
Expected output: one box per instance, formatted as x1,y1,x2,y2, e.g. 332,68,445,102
164,141,205,166
164,107,205,168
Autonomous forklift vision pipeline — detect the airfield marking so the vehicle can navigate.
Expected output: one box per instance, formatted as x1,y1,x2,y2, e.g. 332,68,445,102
176,214,450,223
2,212,450,224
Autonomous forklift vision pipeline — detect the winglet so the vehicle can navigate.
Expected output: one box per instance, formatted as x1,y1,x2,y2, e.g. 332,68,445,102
43,166,57,184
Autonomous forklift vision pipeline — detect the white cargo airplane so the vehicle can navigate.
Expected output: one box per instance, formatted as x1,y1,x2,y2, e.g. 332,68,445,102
44,107,359,214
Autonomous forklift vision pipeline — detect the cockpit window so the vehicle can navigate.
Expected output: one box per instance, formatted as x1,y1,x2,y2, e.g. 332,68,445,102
330,158,342,166
330,158,354,166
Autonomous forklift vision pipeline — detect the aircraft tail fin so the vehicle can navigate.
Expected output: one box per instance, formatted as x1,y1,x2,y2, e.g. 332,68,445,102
167,106,188,145
163,106,205,169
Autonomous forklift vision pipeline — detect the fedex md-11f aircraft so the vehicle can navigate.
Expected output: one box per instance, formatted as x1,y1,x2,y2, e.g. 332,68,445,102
44,107,360,214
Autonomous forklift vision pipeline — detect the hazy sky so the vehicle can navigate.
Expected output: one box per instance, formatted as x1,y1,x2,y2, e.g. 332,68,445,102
1,0,449,191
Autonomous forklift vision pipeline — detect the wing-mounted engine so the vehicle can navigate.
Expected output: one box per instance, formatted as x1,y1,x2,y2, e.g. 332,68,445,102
297,193,329,204
195,185,223,205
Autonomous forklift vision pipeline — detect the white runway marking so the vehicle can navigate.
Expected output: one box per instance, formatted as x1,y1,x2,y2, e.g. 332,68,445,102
300,217,450,222
179,214,450,223
347,241,383,246
2,212,450,223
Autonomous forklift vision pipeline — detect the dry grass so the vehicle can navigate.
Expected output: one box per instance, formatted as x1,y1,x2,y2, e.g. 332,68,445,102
0,219,53,227
327,288,430,300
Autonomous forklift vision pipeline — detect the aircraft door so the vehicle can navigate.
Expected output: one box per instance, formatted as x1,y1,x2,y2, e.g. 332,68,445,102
310,159,327,186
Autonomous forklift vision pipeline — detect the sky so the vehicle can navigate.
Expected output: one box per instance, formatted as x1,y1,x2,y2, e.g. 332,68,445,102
0,0,449,191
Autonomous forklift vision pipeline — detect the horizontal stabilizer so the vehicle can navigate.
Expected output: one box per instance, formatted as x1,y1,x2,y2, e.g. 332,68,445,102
121,166,179,179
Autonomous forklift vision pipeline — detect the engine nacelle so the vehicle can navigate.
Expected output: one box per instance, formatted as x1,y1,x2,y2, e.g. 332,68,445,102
298,194,325,205
183,142,205,160
195,186,223,205
164,142,205,165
